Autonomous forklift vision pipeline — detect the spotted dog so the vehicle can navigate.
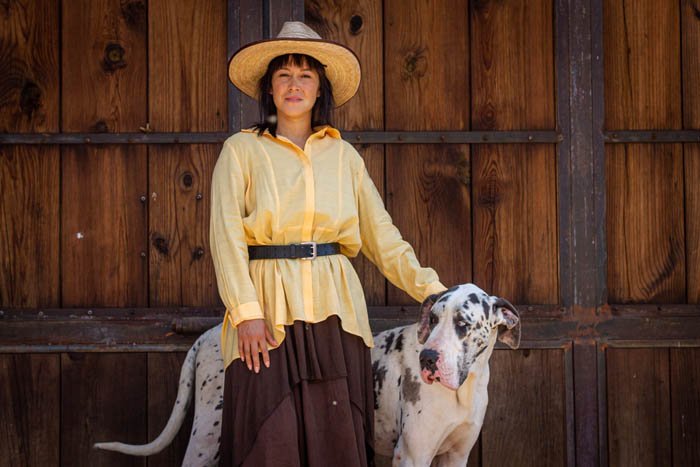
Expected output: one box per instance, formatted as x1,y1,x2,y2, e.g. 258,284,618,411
94,283,518,466
94,324,225,467
372,283,520,466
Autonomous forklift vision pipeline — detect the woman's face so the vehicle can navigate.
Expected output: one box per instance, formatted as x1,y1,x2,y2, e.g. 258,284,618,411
269,59,320,122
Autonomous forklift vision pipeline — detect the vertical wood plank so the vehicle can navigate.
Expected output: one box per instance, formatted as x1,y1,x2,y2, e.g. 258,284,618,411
147,352,194,467
606,348,671,467
384,0,471,305
149,144,219,307
481,349,566,467
0,0,59,132
149,0,227,132
61,0,147,132
604,0,685,303
61,146,148,307
0,146,60,308
470,0,558,304
683,0,700,304
0,354,60,466
306,0,385,305
238,0,264,129
305,0,383,131
61,353,147,467
670,348,700,467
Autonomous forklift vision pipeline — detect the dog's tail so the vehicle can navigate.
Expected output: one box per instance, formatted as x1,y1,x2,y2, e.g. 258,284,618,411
93,341,198,455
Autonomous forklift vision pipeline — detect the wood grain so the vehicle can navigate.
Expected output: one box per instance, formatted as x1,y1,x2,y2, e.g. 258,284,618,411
0,145,60,308
147,352,194,467
384,0,471,304
61,146,148,307
683,0,700,304
0,354,59,466
481,349,566,466
471,0,557,304
604,0,686,303
0,0,59,132
61,0,147,132
149,0,227,132
670,348,700,467
606,348,671,467
149,144,219,307
61,352,148,467
305,0,383,130
238,0,263,129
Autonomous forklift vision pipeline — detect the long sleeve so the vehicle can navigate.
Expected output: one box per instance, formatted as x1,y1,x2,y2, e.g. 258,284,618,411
210,142,263,327
355,158,447,302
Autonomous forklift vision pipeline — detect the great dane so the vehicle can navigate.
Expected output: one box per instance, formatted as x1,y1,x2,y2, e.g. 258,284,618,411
95,283,519,466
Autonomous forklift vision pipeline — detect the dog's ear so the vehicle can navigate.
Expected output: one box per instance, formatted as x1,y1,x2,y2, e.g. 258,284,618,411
417,293,441,344
491,297,520,349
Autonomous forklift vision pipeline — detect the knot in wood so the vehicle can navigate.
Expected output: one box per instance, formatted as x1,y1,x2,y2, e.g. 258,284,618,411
91,120,109,133
20,81,41,118
152,236,169,255
349,15,363,35
181,172,194,188
401,49,427,80
103,43,127,72
121,0,147,29
477,180,503,207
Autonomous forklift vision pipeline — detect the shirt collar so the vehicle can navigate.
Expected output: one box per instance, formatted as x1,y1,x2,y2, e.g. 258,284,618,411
241,124,341,141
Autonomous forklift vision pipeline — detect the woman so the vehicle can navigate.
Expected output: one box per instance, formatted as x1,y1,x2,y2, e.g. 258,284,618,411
211,21,446,466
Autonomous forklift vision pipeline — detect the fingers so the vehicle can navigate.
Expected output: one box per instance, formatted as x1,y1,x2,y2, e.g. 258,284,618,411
265,324,278,347
237,319,272,373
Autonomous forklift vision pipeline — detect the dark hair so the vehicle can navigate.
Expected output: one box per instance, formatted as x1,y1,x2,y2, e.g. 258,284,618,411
252,53,334,137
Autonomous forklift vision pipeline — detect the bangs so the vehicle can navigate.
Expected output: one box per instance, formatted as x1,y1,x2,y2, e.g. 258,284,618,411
268,53,326,76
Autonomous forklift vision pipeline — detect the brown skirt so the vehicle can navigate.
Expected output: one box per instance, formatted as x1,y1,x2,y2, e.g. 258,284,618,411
219,315,375,467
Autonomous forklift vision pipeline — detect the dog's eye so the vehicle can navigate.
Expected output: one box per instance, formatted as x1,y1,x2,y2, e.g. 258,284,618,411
429,314,438,325
457,320,468,328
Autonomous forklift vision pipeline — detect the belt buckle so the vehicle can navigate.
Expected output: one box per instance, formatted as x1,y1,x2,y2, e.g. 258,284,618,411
300,241,317,260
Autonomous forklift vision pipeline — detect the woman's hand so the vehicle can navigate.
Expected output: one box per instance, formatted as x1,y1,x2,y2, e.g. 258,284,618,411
237,319,278,373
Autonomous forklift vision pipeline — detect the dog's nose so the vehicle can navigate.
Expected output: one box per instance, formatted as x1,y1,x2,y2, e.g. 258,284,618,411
419,349,439,372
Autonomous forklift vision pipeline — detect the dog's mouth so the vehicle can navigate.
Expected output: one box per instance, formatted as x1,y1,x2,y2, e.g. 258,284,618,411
420,367,458,390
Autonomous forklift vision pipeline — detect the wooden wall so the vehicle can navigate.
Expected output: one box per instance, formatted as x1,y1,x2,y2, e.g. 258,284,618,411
0,0,699,466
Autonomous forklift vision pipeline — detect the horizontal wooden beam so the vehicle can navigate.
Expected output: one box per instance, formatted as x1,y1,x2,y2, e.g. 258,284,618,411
603,130,700,143
0,130,563,145
1,305,699,352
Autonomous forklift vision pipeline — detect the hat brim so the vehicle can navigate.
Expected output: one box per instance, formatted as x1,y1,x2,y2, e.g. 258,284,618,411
228,38,361,107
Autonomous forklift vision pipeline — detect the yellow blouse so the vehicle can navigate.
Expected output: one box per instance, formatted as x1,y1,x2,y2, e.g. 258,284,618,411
210,125,446,369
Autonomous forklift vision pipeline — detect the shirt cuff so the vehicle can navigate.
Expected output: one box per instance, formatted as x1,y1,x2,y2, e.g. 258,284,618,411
424,281,448,300
230,301,264,327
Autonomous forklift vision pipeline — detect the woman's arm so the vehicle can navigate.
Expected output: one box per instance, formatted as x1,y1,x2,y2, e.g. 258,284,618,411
354,156,447,302
210,142,276,372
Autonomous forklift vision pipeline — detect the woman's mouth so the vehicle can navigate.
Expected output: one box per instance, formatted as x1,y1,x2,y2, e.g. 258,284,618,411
285,96,303,103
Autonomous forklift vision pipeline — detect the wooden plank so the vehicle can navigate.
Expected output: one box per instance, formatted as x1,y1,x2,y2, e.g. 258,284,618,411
149,0,227,132
0,0,59,132
147,352,194,467
384,0,471,305
61,145,148,307
470,0,558,304
0,145,60,308
606,348,671,467
481,349,566,466
605,143,686,303
305,0,385,305
61,353,148,467
0,354,59,466
148,144,220,307
238,0,264,129
61,0,147,132
683,0,700,304
604,0,685,303
305,0,383,131
670,348,700,467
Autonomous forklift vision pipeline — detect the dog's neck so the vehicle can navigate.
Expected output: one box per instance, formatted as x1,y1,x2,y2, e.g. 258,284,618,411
456,330,498,409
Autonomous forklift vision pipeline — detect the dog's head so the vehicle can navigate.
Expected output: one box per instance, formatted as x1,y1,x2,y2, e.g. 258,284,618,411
417,283,520,390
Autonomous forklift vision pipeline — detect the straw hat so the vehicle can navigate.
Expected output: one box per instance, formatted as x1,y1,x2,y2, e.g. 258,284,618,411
228,21,361,107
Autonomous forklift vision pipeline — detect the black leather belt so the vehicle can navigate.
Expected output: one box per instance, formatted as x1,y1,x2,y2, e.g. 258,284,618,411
248,242,341,260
